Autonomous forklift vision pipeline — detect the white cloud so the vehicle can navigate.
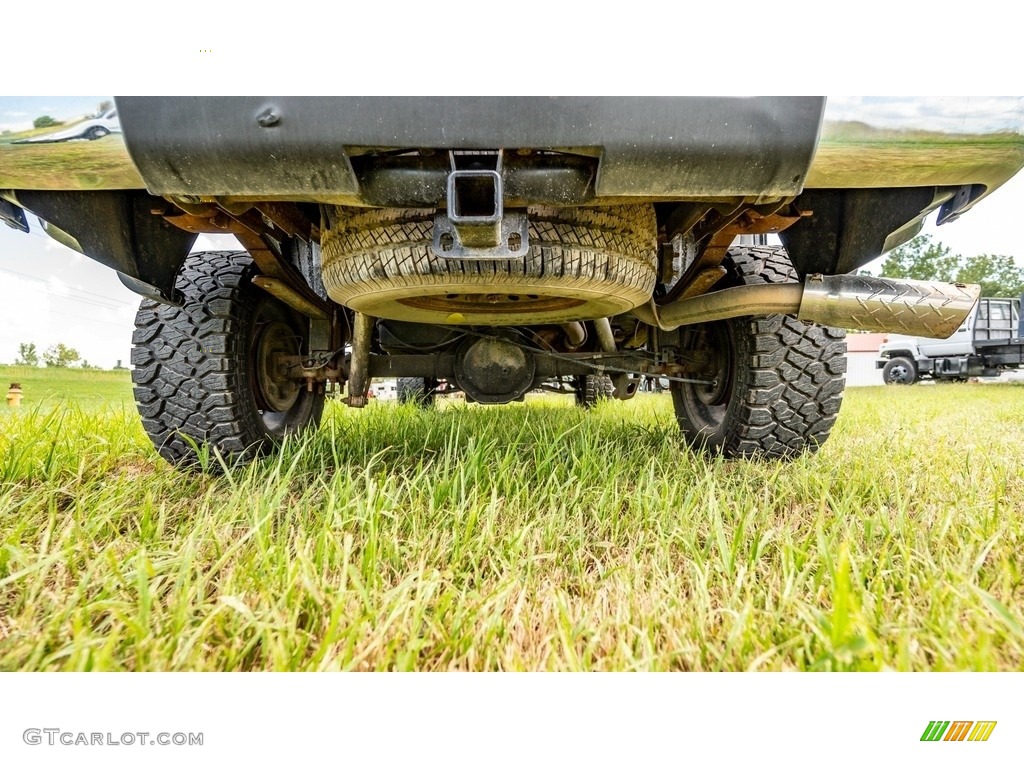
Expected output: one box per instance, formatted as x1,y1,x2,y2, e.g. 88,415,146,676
825,96,1024,134
42,236,79,254
0,276,56,361
46,276,72,297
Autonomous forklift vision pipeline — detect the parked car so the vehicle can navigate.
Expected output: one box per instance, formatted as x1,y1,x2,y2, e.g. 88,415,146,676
1,96,1021,469
12,108,121,143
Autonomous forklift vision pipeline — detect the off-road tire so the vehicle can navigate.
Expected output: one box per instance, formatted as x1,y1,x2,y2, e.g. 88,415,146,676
397,376,436,408
320,205,657,325
574,374,614,408
131,250,325,467
882,356,917,385
671,245,847,459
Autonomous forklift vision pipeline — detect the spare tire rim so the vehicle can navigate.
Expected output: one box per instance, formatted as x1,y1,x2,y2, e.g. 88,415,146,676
399,292,585,315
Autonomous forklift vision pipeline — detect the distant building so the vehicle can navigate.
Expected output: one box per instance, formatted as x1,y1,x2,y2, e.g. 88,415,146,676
369,378,398,401
845,332,887,387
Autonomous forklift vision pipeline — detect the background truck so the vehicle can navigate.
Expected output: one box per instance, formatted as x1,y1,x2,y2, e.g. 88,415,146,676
2,96,1022,469
877,296,1024,384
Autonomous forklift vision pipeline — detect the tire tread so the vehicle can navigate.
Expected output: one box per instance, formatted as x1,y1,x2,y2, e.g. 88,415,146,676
675,245,847,459
131,250,322,467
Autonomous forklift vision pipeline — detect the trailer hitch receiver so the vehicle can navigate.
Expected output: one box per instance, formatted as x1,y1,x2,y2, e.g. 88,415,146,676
432,156,530,260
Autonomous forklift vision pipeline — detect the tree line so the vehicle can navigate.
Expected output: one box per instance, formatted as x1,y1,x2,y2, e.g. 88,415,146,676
12,342,123,370
876,235,1024,297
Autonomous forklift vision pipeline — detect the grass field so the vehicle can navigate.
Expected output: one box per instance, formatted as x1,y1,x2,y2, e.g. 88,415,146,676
1,366,1023,671
0,134,144,189
1,365,134,409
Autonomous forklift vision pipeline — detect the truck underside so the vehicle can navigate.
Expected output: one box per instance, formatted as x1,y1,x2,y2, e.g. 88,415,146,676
2,96,1022,467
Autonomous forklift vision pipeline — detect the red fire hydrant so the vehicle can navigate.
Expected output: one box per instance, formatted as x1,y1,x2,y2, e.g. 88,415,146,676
6,383,22,408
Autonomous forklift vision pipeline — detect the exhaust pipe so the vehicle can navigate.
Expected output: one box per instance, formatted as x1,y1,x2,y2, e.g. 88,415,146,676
799,274,980,338
634,274,980,339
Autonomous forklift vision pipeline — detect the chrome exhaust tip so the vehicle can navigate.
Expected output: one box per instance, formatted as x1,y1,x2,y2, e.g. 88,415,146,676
798,274,980,339
634,274,980,339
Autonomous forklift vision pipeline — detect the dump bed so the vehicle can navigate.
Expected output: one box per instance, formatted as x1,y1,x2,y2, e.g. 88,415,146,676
973,296,1022,347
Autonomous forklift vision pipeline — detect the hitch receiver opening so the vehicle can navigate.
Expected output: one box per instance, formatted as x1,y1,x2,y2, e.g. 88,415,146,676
432,167,530,260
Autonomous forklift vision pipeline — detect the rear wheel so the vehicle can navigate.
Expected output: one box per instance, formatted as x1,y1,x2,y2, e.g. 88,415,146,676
671,246,847,459
131,250,324,467
574,374,614,408
882,356,917,385
397,376,437,408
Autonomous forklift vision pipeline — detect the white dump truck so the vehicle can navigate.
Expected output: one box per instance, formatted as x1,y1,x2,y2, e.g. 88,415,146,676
877,296,1023,383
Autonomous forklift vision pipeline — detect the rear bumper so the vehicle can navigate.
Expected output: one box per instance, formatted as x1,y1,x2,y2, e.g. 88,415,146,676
115,96,825,202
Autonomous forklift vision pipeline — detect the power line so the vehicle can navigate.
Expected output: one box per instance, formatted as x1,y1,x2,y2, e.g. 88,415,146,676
36,307,133,329
0,265,137,311
0,263,137,304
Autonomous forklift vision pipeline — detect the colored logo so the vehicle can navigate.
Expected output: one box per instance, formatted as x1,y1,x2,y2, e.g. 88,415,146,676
921,721,997,742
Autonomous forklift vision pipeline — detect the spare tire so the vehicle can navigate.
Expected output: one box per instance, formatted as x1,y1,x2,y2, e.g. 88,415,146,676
320,205,657,325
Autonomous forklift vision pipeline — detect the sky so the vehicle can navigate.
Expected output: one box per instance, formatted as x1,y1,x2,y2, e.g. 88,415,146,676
0,224,238,369
824,96,1024,133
